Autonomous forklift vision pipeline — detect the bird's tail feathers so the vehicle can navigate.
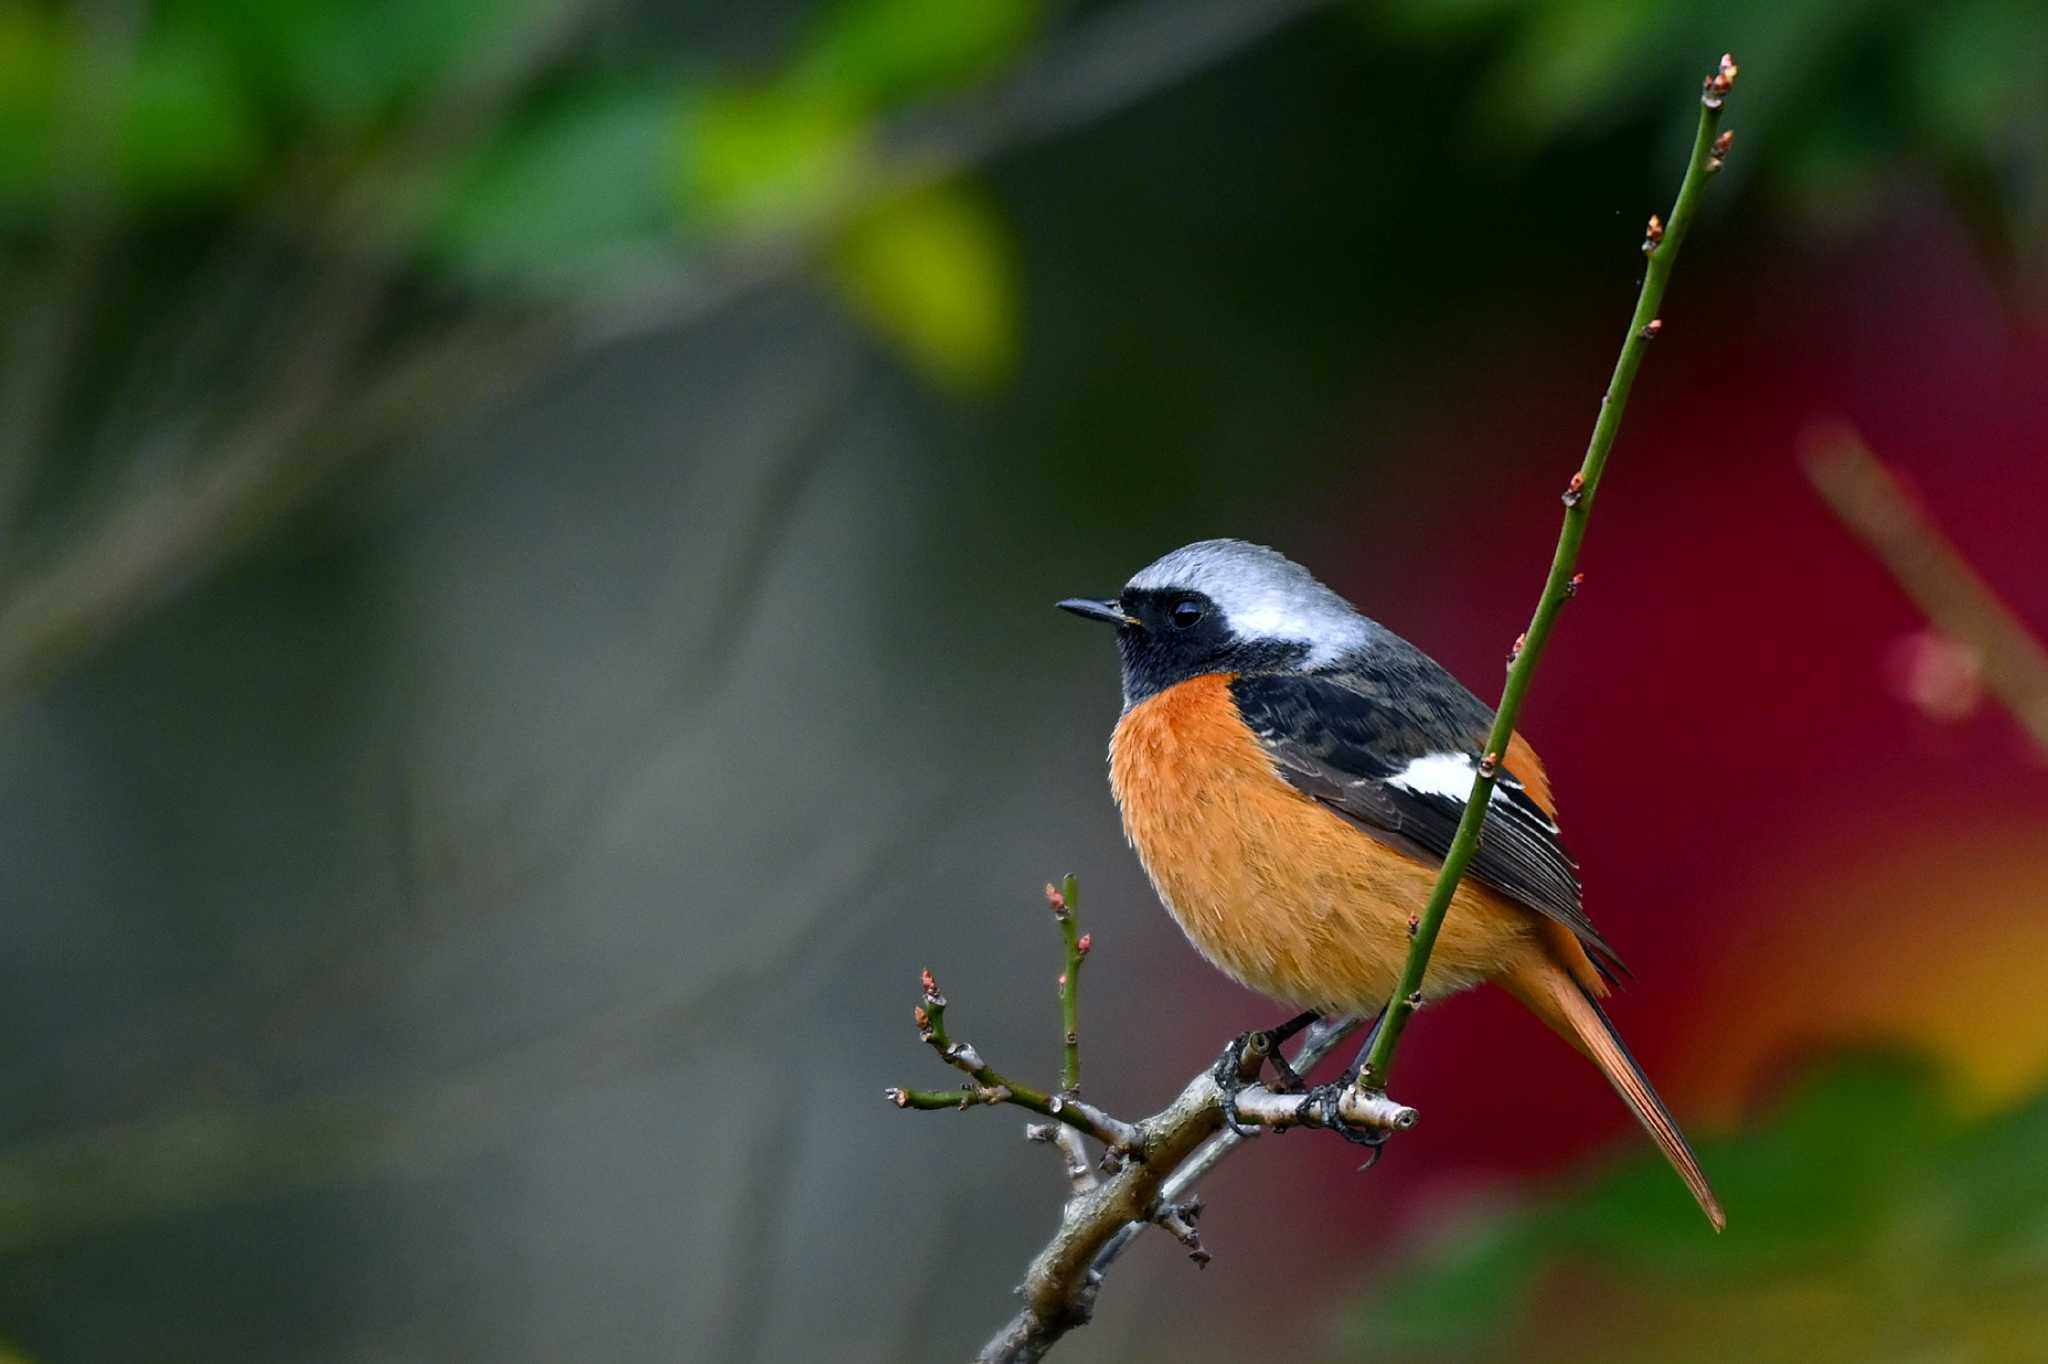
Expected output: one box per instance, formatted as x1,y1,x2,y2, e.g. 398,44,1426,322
1502,955,1726,1232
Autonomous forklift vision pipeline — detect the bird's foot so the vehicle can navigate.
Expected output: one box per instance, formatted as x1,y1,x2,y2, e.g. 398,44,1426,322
1293,1080,1392,1163
1211,1029,1279,1137
1211,1031,1262,1136
1211,1011,1319,1137
1266,1047,1307,1094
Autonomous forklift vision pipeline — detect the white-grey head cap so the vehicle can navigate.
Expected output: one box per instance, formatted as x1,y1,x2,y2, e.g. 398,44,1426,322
1124,539,1373,666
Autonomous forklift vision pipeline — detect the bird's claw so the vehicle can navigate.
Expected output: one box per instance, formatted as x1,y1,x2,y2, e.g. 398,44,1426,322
1211,1030,1273,1138
1293,1081,1392,1159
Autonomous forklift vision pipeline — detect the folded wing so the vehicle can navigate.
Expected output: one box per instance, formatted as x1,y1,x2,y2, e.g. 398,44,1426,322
1229,662,1626,978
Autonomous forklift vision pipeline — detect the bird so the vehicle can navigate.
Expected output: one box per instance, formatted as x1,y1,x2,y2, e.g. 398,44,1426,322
1059,538,1724,1231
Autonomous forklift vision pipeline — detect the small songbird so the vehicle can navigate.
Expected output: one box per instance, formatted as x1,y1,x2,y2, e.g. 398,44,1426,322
1060,539,1723,1230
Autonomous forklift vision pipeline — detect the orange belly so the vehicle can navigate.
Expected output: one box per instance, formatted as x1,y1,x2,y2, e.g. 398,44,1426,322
1108,673,1537,1013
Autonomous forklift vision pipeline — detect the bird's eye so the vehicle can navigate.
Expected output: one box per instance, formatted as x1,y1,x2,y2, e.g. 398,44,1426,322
1169,597,1205,629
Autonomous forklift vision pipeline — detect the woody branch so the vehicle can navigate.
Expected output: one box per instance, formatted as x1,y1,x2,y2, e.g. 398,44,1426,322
886,53,1740,1364
887,906,1400,1364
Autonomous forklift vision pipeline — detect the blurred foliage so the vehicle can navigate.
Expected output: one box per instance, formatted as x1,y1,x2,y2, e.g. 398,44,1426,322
676,77,869,235
432,76,678,286
1360,0,2047,258
4,0,2041,390
1345,1052,2048,1363
828,181,1014,390
788,0,1041,105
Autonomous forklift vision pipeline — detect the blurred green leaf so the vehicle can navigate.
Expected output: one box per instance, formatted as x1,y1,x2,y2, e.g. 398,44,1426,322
1365,0,1526,43
791,0,1043,105
116,33,264,204
673,79,872,233
0,11,261,214
1905,0,2047,151
179,0,549,130
0,5,65,210
1470,0,1659,145
1343,1052,2048,1363
432,79,681,288
828,179,1017,393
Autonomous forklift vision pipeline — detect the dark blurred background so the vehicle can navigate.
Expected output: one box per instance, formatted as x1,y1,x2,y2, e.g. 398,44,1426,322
2,1,2045,1360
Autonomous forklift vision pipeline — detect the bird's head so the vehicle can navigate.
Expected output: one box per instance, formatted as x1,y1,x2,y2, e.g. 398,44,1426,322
1059,539,1373,706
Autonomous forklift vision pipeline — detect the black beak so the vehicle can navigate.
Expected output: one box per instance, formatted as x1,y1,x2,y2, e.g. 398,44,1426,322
1057,597,1136,627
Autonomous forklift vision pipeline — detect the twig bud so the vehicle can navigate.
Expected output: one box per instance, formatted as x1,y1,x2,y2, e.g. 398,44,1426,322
1708,128,1735,173
1507,632,1526,668
1643,214,1665,254
884,1087,909,1107
1702,52,1739,108
1478,750,1500,777
1406,912,1419,937
1045,882,1067,917
1076,932,1092,957
1562,472,1586,507
1567,571,1586,597
1152,1200,1212,1267
1406,990,1424,1009
1641,318,1663,340
913,1004,930,1032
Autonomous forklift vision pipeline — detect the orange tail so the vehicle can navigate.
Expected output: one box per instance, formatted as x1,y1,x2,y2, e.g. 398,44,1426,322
1502,956,1726,1232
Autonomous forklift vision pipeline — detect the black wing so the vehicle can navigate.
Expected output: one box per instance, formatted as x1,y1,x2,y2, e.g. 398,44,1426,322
1229,657,1625,974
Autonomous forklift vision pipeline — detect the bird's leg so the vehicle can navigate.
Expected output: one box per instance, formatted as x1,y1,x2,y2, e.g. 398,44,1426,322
1337,1006,1389,1089
1212,1010,1320,1136
1295,1007,1392,1153
1260,1009,1319,1092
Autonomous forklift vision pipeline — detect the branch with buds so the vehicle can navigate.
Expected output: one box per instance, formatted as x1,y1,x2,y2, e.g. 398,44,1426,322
886,885,1411,1363
888,53,1741,1364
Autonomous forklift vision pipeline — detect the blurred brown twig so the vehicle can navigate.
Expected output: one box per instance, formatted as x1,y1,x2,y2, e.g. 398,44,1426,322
1802,429,2048,755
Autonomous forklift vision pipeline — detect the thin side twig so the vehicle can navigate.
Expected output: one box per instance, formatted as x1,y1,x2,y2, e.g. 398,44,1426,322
1050,876,1088,1094
1026,1123,1100,1197
886,966,1144,1155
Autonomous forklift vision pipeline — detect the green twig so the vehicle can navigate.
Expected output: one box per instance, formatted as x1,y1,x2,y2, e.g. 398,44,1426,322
1357,53,1740,1092
886,960,1141,1152
1050,875,1088,1093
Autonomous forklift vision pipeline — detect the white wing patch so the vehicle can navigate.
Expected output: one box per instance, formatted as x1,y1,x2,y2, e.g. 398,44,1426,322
1385,752,1478,800
1387,751,1559,833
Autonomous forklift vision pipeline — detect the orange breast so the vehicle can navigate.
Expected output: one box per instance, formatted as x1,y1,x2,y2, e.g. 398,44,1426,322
1108,673,1537,1013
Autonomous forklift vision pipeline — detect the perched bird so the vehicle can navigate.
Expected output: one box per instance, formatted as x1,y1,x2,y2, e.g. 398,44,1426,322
1060,538,1723,1230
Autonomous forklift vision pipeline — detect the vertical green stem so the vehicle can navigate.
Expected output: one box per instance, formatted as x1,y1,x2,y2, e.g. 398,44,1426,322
1358,70,1733,1092
1056,874,1085,1093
